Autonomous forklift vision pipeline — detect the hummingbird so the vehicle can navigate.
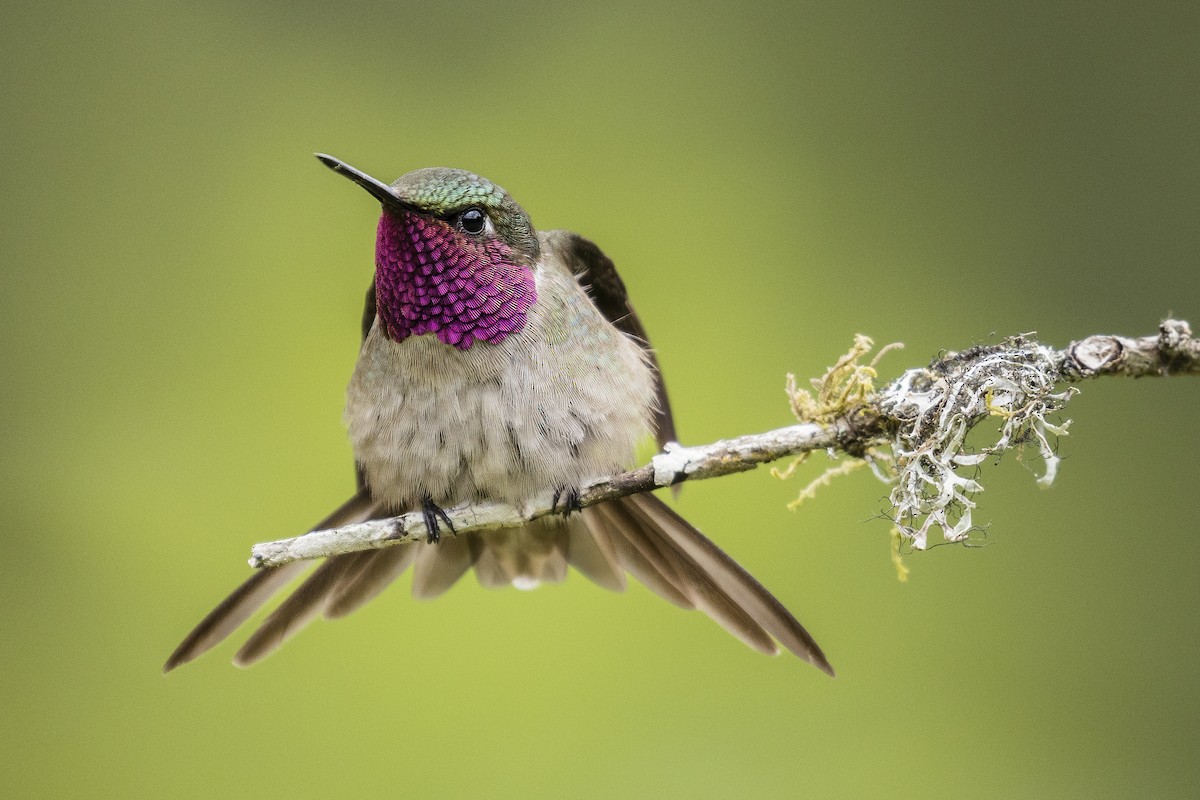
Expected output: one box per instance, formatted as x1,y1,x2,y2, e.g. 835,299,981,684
163,156,833,675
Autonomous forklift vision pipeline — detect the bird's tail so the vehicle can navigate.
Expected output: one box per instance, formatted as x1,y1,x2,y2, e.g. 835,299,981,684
162,487,383,672
578,494,833,674
164,493,832,675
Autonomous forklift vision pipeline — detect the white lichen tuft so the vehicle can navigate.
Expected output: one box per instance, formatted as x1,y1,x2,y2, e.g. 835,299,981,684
779,334,1079,558
876,337,1076,549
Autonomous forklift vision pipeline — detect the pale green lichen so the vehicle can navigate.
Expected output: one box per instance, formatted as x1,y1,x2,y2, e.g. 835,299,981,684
778,459,869,511
783,334,902,426
772,335,899,501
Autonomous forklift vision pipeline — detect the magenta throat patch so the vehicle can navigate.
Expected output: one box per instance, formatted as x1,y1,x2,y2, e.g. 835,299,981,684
373,210,537,349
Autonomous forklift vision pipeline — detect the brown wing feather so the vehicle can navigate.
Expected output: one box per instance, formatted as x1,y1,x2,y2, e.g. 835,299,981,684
361,280,377,343
555,231,677,449
355,279,377,490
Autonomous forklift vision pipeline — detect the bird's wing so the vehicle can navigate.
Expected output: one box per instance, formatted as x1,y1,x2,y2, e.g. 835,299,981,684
361,280,377,344
356,280,377,490
552,231,678,450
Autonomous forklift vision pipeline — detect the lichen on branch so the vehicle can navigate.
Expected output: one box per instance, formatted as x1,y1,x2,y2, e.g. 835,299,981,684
874,337,1074,549
776,319,1197,554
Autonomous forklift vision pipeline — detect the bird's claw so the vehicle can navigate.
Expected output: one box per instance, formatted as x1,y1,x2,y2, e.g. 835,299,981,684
421,494,455,544
550,485,583,517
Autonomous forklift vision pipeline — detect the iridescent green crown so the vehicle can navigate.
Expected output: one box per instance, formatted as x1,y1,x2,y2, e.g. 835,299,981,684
392,167,508,215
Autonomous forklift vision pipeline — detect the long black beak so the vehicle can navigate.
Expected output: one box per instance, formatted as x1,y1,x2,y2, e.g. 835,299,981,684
315,153,407,209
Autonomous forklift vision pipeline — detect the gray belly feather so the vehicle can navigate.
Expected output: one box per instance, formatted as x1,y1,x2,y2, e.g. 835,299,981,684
344,261,655,513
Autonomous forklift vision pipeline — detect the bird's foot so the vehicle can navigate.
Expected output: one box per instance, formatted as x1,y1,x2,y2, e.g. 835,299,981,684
550,485,583,517
421,494,455,544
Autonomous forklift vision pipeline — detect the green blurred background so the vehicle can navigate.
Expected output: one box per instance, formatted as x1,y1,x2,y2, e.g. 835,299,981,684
3,2,1199,797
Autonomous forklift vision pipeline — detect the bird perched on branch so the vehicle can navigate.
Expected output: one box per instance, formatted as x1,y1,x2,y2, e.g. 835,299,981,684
164,156,833,675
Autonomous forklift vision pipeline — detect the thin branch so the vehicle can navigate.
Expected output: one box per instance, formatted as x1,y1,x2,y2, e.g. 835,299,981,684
1061,319,1200,378
249,420,853,568
249,319,1197,568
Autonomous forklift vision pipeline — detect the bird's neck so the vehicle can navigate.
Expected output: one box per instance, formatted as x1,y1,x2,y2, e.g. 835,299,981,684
374,210,537,350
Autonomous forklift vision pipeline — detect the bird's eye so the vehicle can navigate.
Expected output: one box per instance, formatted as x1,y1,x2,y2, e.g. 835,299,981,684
459,208,486,235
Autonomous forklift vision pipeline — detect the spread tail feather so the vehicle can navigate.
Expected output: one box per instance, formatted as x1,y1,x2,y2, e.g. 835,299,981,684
324,544,418,619
565,516,626,591
622,493,834,675
411,535,479,599
472,521,573,591
233,553,365,667
611,499,778,655
584,504,692,608
162,488,381,672
166,491,831,675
